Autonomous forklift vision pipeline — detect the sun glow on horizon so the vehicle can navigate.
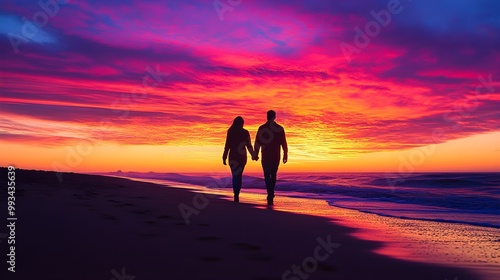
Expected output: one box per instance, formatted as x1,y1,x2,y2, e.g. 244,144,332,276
1,131,498,173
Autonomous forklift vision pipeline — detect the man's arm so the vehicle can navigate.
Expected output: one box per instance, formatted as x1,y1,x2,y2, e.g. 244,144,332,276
282,128,288,164
253,127,261,160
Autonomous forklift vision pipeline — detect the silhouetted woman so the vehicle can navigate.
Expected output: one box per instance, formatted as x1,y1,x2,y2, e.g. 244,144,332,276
223,116,255,202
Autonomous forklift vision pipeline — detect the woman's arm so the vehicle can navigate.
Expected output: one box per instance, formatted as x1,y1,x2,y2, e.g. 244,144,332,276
222,131,230,165
245,131,255,159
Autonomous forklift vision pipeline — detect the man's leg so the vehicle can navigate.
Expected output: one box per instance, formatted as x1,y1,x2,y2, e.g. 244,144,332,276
262,161,270,189
262,161,279,204
267,161,279,203
262,161,271,201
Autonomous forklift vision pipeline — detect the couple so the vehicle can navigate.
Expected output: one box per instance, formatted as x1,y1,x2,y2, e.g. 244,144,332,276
222,110,288,205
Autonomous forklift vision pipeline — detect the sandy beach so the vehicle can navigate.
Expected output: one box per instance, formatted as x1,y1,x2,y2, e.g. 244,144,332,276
0,168,492,280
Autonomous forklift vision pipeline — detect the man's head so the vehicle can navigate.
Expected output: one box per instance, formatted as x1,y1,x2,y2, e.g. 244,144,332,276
267,110,276,121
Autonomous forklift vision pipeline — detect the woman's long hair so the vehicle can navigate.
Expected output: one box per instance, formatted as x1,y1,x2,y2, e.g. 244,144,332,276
229,116,244,133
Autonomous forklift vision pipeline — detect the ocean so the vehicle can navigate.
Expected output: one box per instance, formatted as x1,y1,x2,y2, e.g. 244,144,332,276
108,172,500,229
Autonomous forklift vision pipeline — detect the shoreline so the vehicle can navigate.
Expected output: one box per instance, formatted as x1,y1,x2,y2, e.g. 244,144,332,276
101,171,500,229
120,175,500,280
0,168,493,280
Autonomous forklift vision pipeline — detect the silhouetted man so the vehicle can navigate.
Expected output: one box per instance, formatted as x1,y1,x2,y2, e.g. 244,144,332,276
253,110,288,205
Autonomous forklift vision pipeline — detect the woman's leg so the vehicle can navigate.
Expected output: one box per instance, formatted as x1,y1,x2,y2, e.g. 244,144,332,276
230,161,245,201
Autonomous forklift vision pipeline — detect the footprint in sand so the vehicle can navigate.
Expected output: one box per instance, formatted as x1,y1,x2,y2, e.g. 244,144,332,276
73,194,90,200
101,213,118,220
139,232,160,237
196,223,210,227
247,252,273,262
231,243,274,262
156,215,173,220
232,242,261,251
85,191,98,197
195,236,221,241
108,199,129,207
121,202,135,207
77,203,92,208
317,262,335,272
199,256,222,262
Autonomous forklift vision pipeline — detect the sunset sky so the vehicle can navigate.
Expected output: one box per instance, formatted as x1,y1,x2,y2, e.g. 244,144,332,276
1,0,499,173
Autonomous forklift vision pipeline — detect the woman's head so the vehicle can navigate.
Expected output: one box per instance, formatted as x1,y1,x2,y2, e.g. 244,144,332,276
231,116,244,129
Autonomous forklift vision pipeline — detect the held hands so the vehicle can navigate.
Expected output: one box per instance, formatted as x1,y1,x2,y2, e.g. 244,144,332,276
223,158,227,165
248,152,287,162
252,151,259,161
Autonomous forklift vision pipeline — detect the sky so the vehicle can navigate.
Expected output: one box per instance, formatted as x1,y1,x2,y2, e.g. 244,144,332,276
0,0,499,173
